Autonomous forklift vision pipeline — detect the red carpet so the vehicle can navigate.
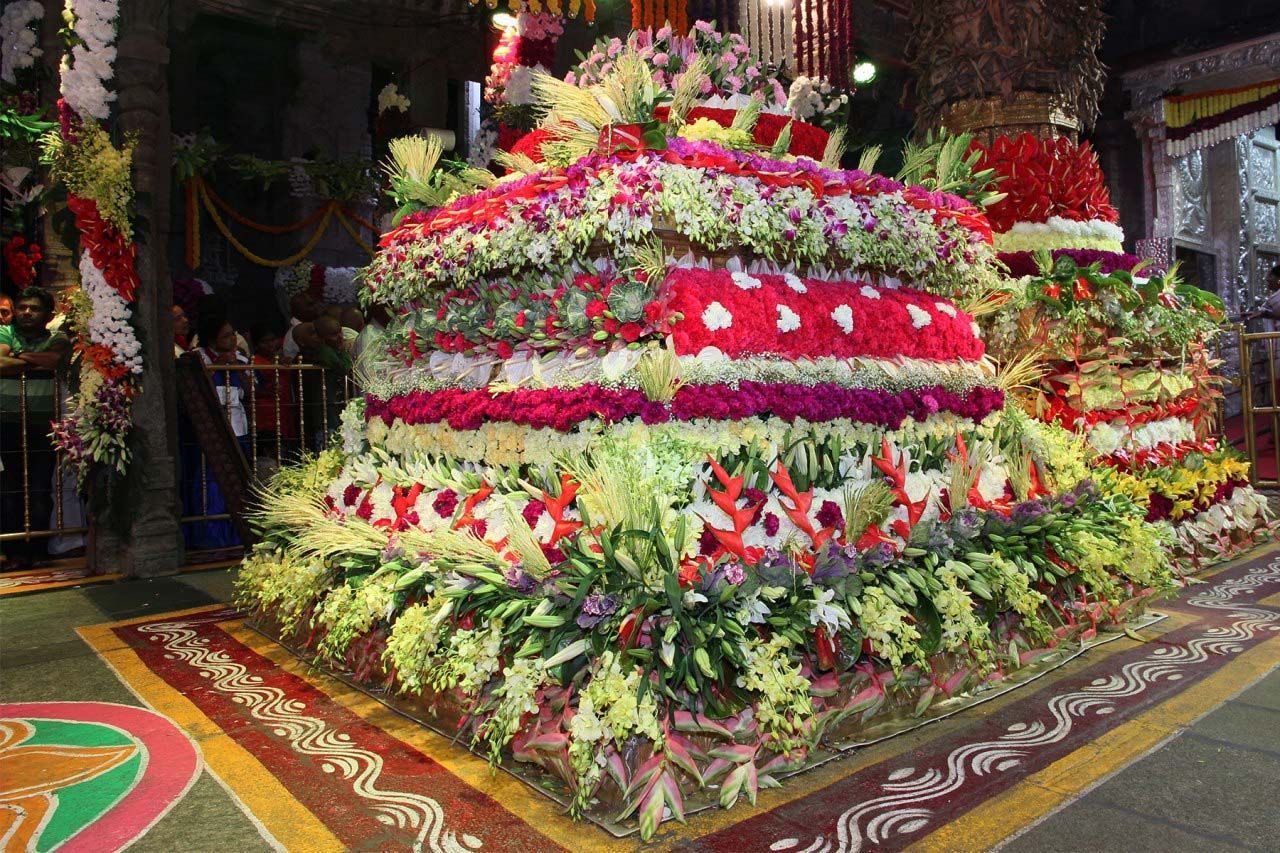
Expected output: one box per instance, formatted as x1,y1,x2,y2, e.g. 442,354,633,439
1225,413,1277,481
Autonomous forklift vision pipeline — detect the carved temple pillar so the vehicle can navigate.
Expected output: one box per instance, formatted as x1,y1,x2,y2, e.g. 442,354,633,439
91,0,184,577
905,0,1106,142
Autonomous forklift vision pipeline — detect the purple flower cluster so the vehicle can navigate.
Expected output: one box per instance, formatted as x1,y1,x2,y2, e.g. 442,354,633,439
366,382,1005,433
576,592,619,629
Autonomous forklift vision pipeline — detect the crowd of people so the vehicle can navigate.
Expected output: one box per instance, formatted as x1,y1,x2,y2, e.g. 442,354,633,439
0,282,371,564
173,290,368,550
0,287,74,565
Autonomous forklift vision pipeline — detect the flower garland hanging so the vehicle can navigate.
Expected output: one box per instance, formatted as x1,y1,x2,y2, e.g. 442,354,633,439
472,12,565,168
42,0,143,481
1,1,44,85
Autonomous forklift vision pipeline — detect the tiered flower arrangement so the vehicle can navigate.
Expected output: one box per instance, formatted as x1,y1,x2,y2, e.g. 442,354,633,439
40,0,143,481
972,134,1273,566
240,44,1177,838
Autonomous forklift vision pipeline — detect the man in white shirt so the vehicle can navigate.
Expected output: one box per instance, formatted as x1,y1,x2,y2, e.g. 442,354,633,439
281,292,322,359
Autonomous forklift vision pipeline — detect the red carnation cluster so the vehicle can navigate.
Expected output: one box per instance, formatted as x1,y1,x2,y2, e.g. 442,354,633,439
666,268,985,362
969,133,1119,234
3,235,42,289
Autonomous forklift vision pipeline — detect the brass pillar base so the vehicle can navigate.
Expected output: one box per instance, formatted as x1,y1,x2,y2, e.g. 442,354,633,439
940,93,1081,145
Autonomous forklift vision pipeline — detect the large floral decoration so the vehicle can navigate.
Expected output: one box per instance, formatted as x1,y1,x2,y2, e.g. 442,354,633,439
42,0,142,481
231,45,1226,842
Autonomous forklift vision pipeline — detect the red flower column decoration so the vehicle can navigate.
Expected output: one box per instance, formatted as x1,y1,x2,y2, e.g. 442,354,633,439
968,133,1119,234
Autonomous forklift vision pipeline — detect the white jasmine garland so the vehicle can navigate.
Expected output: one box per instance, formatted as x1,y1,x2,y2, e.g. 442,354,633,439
730,271,762,290
79,252,142,373
1,1,43,85
935,302,957,318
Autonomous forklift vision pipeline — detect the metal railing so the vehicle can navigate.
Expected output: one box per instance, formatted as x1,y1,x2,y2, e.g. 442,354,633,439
198,361,359,481
0,368,84,548
1,361,357,554
1238,329,1280,489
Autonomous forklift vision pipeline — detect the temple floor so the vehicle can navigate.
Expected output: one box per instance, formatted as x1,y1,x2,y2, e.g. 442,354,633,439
2,545,1279,852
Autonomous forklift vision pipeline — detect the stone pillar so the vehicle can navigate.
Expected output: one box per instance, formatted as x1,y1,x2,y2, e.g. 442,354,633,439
94,0,184,577
906,0,1106,141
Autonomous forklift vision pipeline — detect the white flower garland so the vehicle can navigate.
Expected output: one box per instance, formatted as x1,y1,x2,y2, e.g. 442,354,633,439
1,1,43,85
1086,416,1198,456
59,0,118,121
79,252,142,373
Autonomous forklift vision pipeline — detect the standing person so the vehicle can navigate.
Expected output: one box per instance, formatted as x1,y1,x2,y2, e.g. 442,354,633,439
281,292,321,360
182,315,249,550
0,288,70,561
307,315,353,449
1246,265,1280,330
172,304,193,355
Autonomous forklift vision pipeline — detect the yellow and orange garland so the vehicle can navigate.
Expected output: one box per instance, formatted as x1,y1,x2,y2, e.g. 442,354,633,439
632,0,688,33
183,176,377,269
1163,78,1280,156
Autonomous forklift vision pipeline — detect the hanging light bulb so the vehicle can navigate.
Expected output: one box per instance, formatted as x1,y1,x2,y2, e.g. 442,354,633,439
852,60,877,85
492,11,518,29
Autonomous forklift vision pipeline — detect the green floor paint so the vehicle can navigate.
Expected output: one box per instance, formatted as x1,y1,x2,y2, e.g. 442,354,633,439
18,718,143,852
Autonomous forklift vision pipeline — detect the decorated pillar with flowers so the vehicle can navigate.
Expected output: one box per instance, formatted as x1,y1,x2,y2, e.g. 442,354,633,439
46,0,182,576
